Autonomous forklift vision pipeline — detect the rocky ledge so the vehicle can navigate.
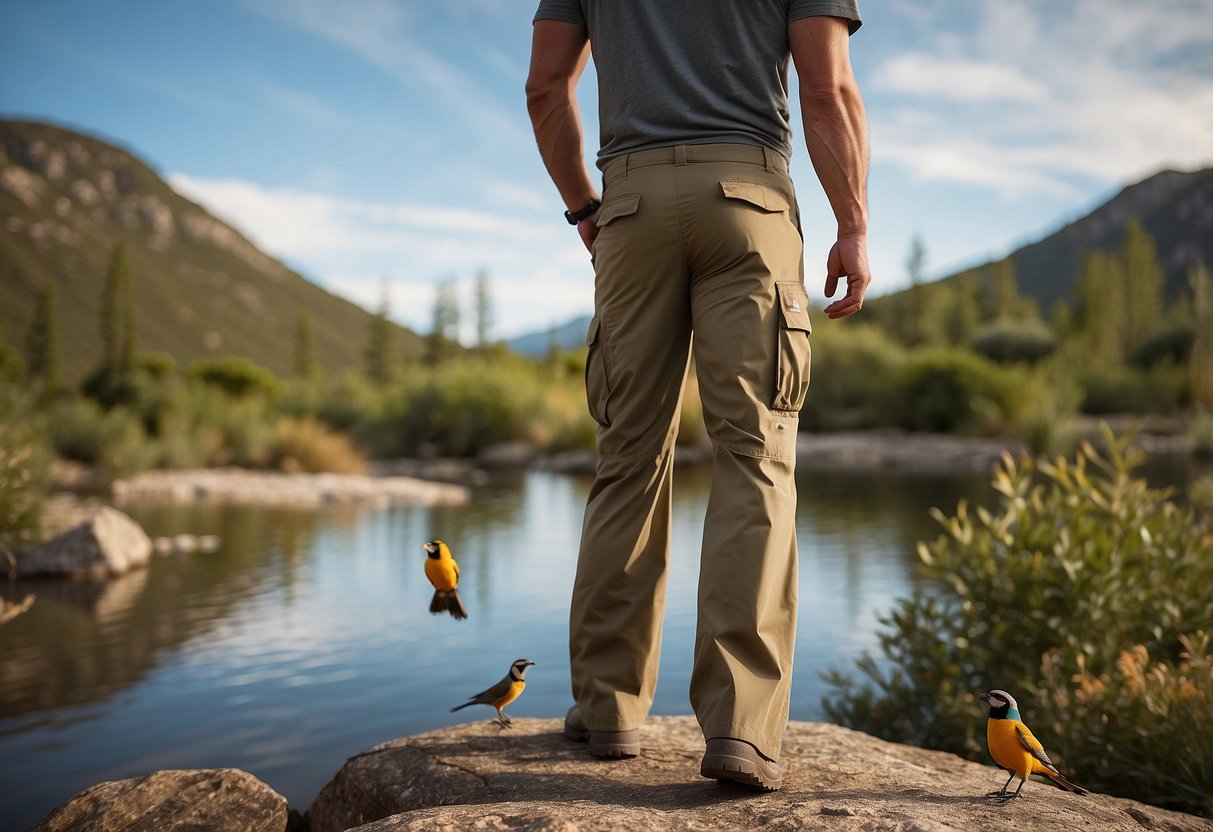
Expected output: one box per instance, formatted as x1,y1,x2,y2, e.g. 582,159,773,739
304,716,1212,832
33,716,1212,831
111,468,470,508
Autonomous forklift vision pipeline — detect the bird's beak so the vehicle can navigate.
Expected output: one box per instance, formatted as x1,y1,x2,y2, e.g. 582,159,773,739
422,543,436,553
979,692,991,702
527,661,536,667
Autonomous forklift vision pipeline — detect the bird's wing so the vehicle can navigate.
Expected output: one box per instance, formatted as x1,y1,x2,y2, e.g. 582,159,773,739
1015,724,1059,773
453,561,460,581
467,675,513,704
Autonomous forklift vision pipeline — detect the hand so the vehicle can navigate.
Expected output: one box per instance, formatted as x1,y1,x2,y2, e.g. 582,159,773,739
823,235,871,319
578,214,600,253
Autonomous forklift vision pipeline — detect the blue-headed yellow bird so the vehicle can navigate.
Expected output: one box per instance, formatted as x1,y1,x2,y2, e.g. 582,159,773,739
450,658,535,727
980,689,1087,800
423,539,468,620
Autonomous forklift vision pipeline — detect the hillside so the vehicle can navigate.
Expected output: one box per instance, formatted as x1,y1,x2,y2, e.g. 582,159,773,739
1007,167,1213,309
0,119,423,384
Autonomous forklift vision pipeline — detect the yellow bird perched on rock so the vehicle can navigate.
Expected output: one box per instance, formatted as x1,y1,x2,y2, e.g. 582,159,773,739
450,659,535,727
423,539,468,620
980,689,1087,800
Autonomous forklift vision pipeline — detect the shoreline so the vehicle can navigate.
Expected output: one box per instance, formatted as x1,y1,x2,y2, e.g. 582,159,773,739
36,426,1202,525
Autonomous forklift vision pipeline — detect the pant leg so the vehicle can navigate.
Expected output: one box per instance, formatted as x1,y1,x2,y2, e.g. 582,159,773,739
680,155,810,761
569,159,692,731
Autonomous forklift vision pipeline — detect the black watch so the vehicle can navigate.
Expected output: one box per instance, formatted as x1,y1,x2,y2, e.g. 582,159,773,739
564,199,602,225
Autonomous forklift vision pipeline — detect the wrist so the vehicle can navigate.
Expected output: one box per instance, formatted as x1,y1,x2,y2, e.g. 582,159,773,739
565,198,602,225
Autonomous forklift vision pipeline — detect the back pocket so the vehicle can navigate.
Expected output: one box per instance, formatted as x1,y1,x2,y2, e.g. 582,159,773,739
773,282,812,413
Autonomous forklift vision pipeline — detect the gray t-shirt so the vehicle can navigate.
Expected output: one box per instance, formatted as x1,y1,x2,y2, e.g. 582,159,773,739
533,0,861,169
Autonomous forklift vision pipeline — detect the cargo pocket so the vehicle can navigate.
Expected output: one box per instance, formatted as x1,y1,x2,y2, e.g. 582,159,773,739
773,282,812,413
720,180,790,213
584,315,611,427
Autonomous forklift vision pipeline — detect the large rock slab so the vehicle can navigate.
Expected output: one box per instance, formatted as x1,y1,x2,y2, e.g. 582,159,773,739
112,468,470,508
29,768,293,832
310,716,1212,832
16,506,151,579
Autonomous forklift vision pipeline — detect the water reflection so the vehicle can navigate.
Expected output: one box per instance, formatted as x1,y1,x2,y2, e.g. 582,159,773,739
0,465,995,828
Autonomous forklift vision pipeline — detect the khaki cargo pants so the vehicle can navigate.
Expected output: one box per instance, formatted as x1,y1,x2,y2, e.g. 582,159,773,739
570,143,810,761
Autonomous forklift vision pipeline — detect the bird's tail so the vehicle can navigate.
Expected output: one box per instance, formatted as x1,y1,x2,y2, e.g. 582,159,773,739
450,701,474,713
1045,770,1087,795
430,589,469,620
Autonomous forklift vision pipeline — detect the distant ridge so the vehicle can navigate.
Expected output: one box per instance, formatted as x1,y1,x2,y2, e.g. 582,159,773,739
928,167,1213,308
507,314,592,357
0,118,423,384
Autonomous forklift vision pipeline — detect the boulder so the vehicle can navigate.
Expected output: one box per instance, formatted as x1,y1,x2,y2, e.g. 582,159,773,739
29,768,294,832
17,506,152,579
309,716,1212,832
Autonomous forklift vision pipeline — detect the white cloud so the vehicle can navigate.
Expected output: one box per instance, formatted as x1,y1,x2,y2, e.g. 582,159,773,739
168,173,595,340
870,0,1213,197
872,53,1046,103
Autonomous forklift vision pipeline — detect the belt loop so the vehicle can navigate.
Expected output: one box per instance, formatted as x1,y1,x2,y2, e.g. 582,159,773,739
674,145,687,166
762,146,776,173
623,152,630,178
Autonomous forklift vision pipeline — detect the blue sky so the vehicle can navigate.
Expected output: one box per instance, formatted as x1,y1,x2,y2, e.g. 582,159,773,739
3,0,1211,341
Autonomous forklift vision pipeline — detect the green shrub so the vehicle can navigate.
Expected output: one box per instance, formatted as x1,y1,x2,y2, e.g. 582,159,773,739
1129,325,1194,369
890,348,1024,434
376,358,545,457
1080,365,1188,415
801,324,906,430
822,429,1213,815
969,320,1057,364
43,397,155,479
0,387,50,545
187,356,284,399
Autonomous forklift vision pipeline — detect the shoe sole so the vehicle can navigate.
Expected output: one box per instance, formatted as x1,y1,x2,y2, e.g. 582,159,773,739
588,732,639,758
701,740,782,791
565,714,639,758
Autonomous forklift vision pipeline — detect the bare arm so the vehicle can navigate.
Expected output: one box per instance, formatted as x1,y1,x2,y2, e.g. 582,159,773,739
525,20,599,252
790,16,871,319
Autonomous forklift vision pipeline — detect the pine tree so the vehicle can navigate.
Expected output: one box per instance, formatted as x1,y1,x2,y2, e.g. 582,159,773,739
1190,264,1213,409
1075,251,1125,365
426,280,461,364
904,235,927,345
120,284,137,375
294,311,318,380
25,282,59,391
101,244,131,370
987,259,1020,321
1119,218,1163,353
474,270,494,349
365,286,396,385
943,271,980,346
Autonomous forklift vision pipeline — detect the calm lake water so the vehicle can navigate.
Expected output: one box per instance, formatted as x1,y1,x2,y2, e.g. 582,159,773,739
0,457,1204,828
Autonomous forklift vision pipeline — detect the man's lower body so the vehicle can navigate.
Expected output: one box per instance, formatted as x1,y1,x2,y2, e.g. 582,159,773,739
568,143,810,789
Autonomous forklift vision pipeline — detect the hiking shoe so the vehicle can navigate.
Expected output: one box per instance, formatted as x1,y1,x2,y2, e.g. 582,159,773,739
564,705,640,758
700,737,782,791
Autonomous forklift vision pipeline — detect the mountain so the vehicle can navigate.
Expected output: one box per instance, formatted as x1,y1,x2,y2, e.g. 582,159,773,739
507,314,593,357
946,167,1213,310
1007,167,1213,309
0,119,422,385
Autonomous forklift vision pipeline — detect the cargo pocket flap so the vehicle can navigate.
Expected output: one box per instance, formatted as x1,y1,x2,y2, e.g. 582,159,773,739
721,180,790,213
776,282,812,332
585,315,601,347
595,193,640,227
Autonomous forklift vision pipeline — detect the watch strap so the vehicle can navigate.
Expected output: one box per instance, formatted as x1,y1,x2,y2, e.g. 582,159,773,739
564,198,602,225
